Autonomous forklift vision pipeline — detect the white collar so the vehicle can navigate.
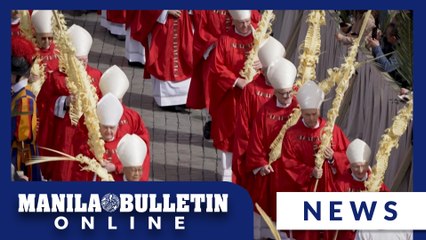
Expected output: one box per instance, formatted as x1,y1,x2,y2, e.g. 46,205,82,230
351,172,368,182
302,118,320,129
12,78,28,93
123,174,128,182
276,98,291,108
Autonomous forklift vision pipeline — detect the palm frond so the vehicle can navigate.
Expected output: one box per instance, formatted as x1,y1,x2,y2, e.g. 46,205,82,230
255,203,282,240
395,11,413,89
383,10,398,29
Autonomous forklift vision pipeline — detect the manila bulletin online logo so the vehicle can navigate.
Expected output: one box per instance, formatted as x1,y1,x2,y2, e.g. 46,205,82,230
18,193,228,230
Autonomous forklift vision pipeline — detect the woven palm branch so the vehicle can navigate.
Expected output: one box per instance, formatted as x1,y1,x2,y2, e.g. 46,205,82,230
17,10,36,44
52,11,83,124
268,10,325,164
365,95,413,192
29,57,46,98
313,10,372,192
240,10,275,82
294,10,326,88
52,10,105,161
26,147,114,181
255,203,282,240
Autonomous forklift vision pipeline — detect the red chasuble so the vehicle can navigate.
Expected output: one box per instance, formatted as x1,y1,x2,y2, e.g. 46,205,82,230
278,118,350,240
72,130,123,182
244,96,298,220
336,169,389,192
35,44,60,180
208,29,254,152
280,117,349,192
106,10,126,24
143,10,193,82
333,169,389,240
186,10,231,109
187,10,260,109
11,22,22,37
130,10,163,79
232,73,274,184
44,65,101,181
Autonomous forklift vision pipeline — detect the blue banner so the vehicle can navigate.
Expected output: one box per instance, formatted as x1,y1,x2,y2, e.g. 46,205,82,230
2,1,423,239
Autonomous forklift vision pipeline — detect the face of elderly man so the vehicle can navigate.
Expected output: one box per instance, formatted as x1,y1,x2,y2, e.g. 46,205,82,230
36,33,53,50
233,18,252,35
350,162,369,180
301,109,320,129
275,87,293,106
123,166,143,181
99,124,118,142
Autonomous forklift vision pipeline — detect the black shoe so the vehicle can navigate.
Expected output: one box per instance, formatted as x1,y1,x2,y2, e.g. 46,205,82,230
128,61,145,68
109,31,126,41
161,105,188,113
203,121,212,140
173,104,187,113
116,34,126,41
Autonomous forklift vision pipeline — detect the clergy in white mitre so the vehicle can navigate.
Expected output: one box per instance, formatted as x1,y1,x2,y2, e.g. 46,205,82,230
117,134,148,182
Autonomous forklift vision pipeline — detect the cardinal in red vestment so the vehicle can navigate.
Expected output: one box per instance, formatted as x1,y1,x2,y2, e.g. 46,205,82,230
232,36,286,187
43,25,102,181
278,80,350,240
208,10,262,182
244,57,298,239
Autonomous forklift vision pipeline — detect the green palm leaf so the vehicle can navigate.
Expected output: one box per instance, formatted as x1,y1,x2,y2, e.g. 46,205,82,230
395,11,413,89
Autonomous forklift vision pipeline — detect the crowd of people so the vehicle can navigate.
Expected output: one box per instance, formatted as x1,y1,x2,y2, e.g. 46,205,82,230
11,10,412,239
336,10,412,102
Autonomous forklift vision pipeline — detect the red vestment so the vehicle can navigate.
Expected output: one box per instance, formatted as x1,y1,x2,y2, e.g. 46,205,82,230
187,10,260,109
35,44,60,179
336,169,389,192
209,29,254,152
333,169,389,240
143,10,193,82
232,74,274,185
11,22,22,37
72,128,123,181
125,10,139,30
131,10,162,79
38,44,60,73
245,96,298,221
186,10,231,109
106,10,126,24
279,118,349,192
45,65,101,181
278,118,350,240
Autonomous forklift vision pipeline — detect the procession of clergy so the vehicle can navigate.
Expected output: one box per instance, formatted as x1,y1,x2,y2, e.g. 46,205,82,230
12,10,409,240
